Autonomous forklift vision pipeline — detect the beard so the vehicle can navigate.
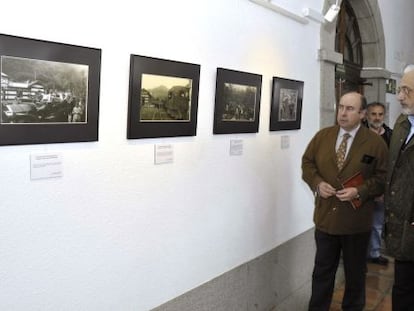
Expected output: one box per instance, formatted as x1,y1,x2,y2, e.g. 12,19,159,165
401,106,414,115
368,120,384,129
401,101,414,115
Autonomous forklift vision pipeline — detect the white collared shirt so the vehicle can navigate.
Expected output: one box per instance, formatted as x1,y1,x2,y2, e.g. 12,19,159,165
405,115,414,144
336,125,360,159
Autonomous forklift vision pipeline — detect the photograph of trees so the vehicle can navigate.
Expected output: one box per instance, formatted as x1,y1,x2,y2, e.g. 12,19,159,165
221,82,257,122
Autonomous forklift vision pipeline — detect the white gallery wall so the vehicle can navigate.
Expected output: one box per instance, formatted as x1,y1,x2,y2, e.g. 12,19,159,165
1,0,413,310
378,0,414,124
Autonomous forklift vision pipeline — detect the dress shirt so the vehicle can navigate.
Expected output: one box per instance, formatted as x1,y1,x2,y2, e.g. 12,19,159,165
335,125,360,159
405,115,414,144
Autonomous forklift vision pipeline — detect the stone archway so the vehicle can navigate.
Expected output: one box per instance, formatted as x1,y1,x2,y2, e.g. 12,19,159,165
319,0,389,128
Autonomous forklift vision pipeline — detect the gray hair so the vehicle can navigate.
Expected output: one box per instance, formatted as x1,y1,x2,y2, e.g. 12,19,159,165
403,64,414,74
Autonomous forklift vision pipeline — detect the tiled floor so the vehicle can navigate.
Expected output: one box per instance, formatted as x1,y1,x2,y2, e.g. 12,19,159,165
330,256,393,311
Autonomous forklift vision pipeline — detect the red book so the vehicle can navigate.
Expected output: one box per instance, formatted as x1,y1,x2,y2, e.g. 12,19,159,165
341,171,364,209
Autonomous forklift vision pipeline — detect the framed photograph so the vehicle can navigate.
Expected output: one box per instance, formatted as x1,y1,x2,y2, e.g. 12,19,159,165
386,78,396,94
213,68,262,134
0,33,101,146
270,77,303,131
127,55,200,139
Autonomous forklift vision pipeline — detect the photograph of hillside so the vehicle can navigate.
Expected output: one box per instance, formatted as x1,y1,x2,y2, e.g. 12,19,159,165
139,74,192,122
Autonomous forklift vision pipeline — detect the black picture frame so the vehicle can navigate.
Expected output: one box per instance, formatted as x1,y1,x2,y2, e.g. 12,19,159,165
270,77,303,131
0,33,101,146
127,55,200,139
213,68,262,134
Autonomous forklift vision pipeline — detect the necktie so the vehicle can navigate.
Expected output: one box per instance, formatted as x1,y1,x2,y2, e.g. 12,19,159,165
336,133,350,170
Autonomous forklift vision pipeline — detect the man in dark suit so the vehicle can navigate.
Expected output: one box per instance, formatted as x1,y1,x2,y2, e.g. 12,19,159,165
302,92,388,311
365,102,392,266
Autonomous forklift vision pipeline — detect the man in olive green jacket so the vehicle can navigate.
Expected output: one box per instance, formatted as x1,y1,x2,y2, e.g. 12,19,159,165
384,69,414,310
302,92,388,311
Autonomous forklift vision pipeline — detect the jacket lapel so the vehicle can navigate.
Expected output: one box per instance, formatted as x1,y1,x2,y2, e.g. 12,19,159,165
331,126,341,169
395,114,411,150
341,126,367,170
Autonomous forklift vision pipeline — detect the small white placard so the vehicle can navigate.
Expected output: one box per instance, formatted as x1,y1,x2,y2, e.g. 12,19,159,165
154,144,174,165
281,135,290,149
229,139,243,156
30,152,63,180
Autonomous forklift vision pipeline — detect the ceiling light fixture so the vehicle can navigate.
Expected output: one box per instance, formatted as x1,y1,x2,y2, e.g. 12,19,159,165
324,1,340,22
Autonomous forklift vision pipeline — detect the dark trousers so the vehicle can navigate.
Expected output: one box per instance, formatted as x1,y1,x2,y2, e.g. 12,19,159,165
309,229,370,311
392,260,414,311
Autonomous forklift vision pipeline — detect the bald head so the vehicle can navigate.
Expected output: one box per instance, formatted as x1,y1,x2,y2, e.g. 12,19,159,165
403,64,414,74
401,70,414,86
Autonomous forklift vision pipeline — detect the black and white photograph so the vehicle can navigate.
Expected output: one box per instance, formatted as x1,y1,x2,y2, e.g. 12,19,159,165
140,74,192,122
221,82,257,122
127,55,200,139
1,56,88,124
386,78,396,94
270,77,303,131
278,88,298,121
214,68,262,134
0,33,101,146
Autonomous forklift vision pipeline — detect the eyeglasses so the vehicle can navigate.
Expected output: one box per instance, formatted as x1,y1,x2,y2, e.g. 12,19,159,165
397,86,413,96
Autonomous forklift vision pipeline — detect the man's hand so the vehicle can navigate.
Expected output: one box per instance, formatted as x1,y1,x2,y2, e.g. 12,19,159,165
317,181,337,198
336,187,359,202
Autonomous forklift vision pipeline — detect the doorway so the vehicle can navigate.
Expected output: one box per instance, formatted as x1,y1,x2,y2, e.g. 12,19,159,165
319,0,386,128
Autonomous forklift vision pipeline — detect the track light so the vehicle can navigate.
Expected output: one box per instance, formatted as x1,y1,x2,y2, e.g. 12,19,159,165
324,3,340,22
303,1,340,24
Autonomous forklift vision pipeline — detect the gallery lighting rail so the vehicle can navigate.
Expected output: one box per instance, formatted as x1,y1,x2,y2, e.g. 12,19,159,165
248,0,309,25
249,0,341,24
